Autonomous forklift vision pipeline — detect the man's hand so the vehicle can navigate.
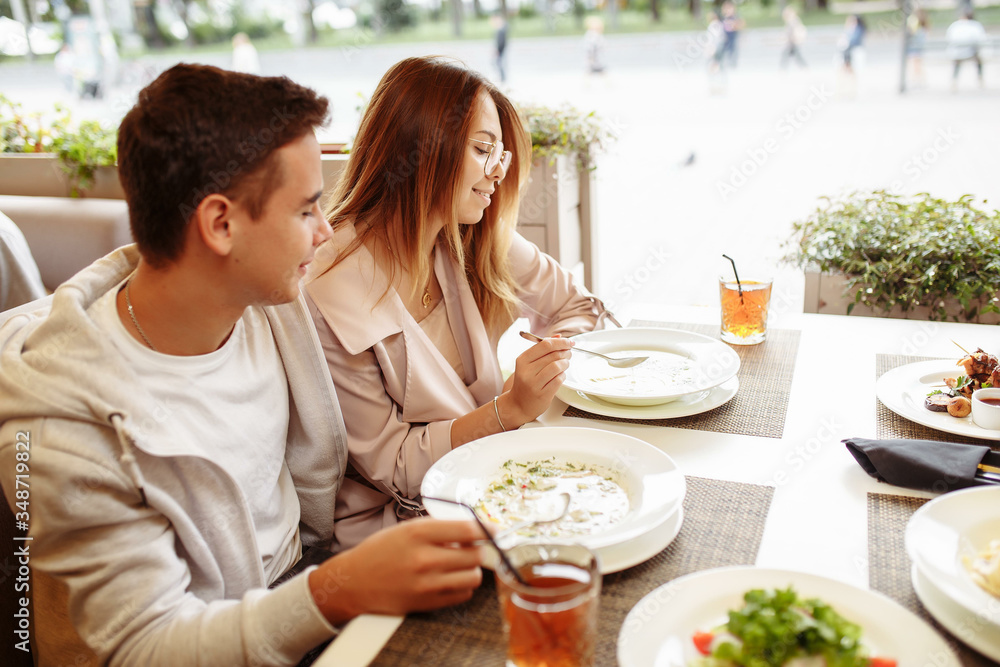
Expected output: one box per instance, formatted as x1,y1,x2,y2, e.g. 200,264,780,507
308,519,484,626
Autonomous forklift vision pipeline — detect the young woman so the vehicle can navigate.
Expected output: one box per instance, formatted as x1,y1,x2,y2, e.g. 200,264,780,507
305,56,611,548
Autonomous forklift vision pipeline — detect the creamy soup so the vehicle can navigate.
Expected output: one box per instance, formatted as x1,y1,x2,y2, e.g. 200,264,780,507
966,538,1000,598
573,349,698,396
476,458,630,539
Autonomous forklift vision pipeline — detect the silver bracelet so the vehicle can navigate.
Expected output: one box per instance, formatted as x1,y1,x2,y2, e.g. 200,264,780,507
493,396,507,432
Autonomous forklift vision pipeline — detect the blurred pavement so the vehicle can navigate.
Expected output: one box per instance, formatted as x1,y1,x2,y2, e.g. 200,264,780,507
2,24,999,319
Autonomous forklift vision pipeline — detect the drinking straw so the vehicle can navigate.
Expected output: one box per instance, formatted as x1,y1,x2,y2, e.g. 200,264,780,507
722,254,744,304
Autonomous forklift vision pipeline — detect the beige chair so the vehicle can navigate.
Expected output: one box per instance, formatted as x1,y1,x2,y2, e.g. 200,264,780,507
0,210,46,311
1,294,99,666
0,195,131,292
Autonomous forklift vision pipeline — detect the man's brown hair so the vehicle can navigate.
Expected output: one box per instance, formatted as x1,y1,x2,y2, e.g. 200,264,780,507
117,64,329,267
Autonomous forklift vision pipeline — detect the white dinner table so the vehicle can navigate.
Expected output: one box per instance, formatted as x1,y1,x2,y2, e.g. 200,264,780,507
316,304,998,666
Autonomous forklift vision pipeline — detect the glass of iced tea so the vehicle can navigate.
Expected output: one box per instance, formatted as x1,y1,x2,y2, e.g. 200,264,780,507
495,543,601,667
719,275,773,345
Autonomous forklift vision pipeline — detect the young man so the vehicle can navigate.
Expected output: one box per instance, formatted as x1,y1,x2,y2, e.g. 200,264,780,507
0,64,483,666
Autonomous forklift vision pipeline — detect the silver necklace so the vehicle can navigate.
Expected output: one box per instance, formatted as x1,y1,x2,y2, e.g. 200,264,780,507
125,278,157,351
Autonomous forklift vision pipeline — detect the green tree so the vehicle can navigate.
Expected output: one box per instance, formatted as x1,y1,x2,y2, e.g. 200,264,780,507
449,0,463,36
377,0,417,32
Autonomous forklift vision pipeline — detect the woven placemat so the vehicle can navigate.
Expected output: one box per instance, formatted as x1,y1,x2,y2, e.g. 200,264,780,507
370,476,774,667
561,321,800,439
876,354,1000,448
867,493,999,667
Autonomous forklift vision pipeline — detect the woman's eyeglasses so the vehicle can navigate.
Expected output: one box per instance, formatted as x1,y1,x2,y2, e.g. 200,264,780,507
469,138,512,178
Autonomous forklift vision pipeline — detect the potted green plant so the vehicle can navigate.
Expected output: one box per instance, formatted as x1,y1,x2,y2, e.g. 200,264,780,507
786,190,1000,323
518,102,615,171
0,95,121,198
516,103,616,290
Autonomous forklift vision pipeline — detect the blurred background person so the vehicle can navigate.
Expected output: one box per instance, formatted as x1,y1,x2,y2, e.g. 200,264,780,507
54,43,75,92
492,14,508,84
99,31,120,96
947,10,986,91
66,17,106,99
838,14,866,96
718,0,745,69
907,8,930,88
231,32,260,74
705,11,727,93
584,15,606,74
780,5,808,70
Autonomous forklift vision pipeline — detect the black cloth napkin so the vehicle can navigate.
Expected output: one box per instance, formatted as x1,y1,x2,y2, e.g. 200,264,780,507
843,437,1000,493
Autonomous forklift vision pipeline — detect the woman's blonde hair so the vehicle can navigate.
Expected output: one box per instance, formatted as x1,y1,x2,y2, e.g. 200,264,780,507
320,56,531,336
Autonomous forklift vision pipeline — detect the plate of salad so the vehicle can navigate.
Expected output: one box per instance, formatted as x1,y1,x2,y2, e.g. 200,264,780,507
617,566,959,667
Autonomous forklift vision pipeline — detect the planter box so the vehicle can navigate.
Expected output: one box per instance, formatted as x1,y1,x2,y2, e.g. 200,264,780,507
320,143,348,154
321,154,349,193
517,154,597,291
0,154,124,199
0,154,357,201
804,270,1000,324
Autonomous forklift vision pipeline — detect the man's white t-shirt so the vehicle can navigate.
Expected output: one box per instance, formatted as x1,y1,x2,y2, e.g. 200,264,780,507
947,18,986,60
90,278,301,583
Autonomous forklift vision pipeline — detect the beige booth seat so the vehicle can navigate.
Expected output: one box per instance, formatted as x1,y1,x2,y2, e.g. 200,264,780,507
0,195,131,292
0,157,351,296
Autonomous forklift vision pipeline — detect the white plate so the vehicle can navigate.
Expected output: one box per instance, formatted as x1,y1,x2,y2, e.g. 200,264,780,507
597,505,684,574
912,564,1000,660
876,360,1000,441
562,328,740,407
420,427,685,571
617,566,959,667
558,377,739,420
905,486,1000,628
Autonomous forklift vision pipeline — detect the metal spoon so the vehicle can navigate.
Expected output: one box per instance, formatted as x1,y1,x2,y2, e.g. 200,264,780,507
494,492,572,540
520,331,648,369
